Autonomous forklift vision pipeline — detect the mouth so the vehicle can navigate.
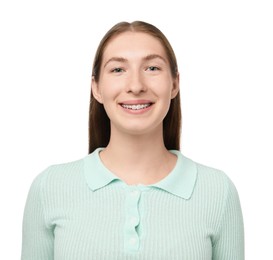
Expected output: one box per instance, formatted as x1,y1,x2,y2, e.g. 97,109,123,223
118,100,155,113
120,103,153,111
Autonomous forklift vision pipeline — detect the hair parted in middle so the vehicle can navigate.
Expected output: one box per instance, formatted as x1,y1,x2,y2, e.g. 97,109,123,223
88,21,181,154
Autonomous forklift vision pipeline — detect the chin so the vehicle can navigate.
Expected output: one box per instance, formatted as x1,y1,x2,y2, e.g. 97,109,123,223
117,122,163,137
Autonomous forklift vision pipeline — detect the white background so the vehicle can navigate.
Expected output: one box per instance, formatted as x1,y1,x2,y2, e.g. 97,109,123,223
0,0,272,259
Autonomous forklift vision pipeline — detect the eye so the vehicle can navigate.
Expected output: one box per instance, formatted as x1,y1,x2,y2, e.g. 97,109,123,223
146,66,160,71
111,67,124,73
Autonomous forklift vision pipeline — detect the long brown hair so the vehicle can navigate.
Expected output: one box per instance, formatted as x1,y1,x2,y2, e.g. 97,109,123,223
88,21,181,154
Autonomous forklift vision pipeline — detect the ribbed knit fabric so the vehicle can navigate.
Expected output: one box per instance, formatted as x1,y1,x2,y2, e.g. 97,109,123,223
21,148,244,259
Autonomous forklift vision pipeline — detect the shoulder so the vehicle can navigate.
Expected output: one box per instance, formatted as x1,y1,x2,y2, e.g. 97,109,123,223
188,158,242,222
177,151,238,193
190,158,240,203
26,156,90,210
29,156,85,193
195,160,236,188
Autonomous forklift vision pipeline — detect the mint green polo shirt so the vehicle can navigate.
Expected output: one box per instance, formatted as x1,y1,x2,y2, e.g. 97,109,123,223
21,148,244,259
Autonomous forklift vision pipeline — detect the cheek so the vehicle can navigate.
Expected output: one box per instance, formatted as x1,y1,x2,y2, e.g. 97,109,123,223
153,80,174,99
99,85,118,103
99,77,124,99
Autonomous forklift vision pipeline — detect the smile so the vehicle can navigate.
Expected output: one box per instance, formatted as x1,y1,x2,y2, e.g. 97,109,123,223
121,103,152,110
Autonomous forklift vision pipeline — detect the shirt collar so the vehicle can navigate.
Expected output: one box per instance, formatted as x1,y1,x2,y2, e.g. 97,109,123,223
84,148,197,200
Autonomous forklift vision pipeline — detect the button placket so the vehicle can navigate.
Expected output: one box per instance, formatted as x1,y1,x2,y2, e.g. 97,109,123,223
124,188,141,252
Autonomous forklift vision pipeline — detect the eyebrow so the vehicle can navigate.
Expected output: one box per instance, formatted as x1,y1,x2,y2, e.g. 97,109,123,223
103,54,167,68
103,57,127,68
143,54,167,64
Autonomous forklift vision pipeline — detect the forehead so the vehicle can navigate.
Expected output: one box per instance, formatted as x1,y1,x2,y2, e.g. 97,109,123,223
103,31,167,60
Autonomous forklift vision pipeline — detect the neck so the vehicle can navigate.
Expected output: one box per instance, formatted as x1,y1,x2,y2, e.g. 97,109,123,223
99,126,177,185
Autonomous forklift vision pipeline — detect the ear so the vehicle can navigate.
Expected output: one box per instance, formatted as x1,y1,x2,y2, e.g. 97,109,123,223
171,72,180,99
91,76,103,104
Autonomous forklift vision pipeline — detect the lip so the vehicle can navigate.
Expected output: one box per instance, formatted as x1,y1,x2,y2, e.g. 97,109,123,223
119,99,154,105
118,99,154,114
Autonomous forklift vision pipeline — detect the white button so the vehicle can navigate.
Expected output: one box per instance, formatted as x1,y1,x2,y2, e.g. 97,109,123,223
131,190,140,196
130,216,138,225
129,237,137,245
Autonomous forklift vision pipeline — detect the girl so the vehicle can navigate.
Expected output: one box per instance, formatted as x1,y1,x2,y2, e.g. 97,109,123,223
21,21,244,259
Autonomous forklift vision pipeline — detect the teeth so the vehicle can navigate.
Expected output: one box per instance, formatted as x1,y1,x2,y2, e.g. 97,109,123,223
122,103,151,110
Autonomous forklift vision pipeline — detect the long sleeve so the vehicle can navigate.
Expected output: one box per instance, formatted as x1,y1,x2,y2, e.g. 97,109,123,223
21,168,54,260
212,177,245,259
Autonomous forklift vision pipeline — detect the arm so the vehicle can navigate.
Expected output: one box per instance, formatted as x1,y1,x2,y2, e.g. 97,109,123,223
21,168,54,260
212,177,245,259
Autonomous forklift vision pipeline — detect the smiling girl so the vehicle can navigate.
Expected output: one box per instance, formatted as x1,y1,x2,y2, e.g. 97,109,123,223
21,21,244,259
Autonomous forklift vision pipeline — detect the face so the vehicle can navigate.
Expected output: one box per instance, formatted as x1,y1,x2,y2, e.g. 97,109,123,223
92,31,179,137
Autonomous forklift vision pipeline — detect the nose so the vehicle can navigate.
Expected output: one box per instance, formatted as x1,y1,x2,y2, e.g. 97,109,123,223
126,70,147,94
